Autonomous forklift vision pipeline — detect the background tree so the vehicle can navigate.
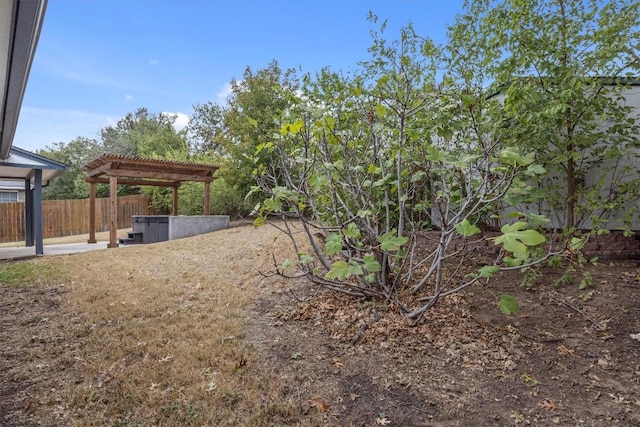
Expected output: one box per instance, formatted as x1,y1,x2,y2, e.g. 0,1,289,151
468,0,640,229
40,107,190,201
101,107,187,158
187,60,300,216
38,137,102,200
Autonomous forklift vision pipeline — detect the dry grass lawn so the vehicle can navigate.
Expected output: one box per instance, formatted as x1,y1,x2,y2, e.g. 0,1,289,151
1,223,322,426
2,222,639,426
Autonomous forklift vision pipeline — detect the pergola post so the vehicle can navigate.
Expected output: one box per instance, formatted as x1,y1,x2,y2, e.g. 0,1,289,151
108,175,119,248
204,181,211,216
87,181,97,243
172,186,178,216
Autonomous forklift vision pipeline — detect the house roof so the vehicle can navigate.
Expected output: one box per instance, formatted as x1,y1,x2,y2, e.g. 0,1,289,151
0,0,48,160
0,146,68,185
487,76,640,99
83,154,219,187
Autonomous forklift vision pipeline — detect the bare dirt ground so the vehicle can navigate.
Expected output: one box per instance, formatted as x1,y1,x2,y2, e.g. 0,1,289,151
1,223,639,426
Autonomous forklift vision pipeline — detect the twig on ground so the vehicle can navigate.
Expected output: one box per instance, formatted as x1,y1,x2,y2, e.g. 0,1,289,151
550,292,604,331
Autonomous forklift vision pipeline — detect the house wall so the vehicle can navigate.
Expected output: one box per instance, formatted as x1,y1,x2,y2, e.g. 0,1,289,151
536,85,640,230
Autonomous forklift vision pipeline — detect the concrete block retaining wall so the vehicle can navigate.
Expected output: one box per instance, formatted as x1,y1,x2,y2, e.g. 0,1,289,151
168,215,229,240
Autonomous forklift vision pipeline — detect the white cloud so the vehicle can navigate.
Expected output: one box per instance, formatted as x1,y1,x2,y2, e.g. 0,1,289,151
162,111,190,131
216,81,233,104
125,94,133,101
12,107,113,151
149,58,160,66
173,112,190,131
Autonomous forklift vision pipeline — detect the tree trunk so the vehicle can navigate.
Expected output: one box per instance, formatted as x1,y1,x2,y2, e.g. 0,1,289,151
566,152,575,229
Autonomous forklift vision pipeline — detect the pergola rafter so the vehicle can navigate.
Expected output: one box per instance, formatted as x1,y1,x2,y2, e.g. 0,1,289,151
83,154,219,248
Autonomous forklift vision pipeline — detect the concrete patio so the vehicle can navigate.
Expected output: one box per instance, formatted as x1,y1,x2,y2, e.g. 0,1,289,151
0,242,112,261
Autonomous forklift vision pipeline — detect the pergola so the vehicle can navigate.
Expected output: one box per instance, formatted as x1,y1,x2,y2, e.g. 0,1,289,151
83,154,218,248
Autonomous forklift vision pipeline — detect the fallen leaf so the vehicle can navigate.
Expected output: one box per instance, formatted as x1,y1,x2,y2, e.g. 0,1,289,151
376,416,391,425
597,358,612,369
539,399,559,411
608,393,629,404
332,357,343,368
557,345,575,355
510,411,526,424
309,397,329,412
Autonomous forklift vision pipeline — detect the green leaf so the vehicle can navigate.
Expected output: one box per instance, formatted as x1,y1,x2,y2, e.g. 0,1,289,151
343,223,361,239
309,174,327,191
426,147,447,162
326,260,363,279
524,164,546,176
325,233,343,255
569,236,586,252
253,216,265,227
263,197,282,212
298,253,314,265
461,93,476,106
522,212,550,227
503,256,523,267
499,294,520,315
378,230,408,251
280,259,292,269
347,262,363,276
494,222,546,253
479,265,499,278
499,147,535,167
455,219,481,237
326,261,349,279
437,127,453,141
579,271,593,290
255,141,274,154
410,171,426,182
363,255,381,272
279,121,304,135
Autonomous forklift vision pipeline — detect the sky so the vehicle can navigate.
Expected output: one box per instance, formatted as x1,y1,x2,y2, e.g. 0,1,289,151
13,0,465,152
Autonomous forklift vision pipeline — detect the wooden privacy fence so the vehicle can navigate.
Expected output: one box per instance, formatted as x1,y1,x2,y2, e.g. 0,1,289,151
0,195,152,243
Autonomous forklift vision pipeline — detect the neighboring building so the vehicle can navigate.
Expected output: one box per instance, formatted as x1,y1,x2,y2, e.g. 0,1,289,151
0,180,24,203
490,78,640,231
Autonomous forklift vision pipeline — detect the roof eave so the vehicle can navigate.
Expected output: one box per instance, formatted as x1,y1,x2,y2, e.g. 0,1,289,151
0,0,48,160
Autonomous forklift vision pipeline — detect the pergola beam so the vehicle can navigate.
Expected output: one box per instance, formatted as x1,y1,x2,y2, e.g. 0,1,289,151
96,168,213,182
86,177,182,187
